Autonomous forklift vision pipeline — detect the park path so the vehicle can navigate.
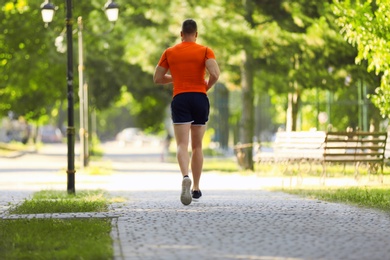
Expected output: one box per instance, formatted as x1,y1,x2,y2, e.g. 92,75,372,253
106,162,390,260
1,143,390,259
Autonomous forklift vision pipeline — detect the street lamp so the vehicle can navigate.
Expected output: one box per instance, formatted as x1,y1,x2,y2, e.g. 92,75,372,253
40,0,119,194
41,1,119,24
104,1,120,22
40,1,55,24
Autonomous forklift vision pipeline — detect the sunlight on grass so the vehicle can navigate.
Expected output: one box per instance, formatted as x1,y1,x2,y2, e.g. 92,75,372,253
0,218,112,259
204,158,390,213
9,190,113,214
274,185,390,212
0,189,117,259
85,165,113,175
203,158,239,172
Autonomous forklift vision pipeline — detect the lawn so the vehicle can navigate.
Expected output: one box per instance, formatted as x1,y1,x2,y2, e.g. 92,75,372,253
0,190,115,260
203,157,390,213
275,185,390,212
0,218,112,260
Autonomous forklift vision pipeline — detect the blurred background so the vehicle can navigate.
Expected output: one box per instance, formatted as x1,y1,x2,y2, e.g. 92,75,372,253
1,0,389,170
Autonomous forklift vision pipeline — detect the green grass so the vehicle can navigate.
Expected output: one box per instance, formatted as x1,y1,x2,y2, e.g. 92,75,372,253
0,218,112,260
0,142,36,157
255,160,390,178
203,157,240,172
164,151,241,172
10,190,109,214
203,148,226,157
204,158,390,213
84,164,113,176
275,186,390,212
202,157,379,176
0,142,29,151
1,190,115,259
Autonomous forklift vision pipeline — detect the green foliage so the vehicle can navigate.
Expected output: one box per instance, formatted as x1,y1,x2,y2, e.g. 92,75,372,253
1,0,387,140
0,0,65,119
333,0,390,117
85,0,173,132
202,0,376,134
256,0,382,131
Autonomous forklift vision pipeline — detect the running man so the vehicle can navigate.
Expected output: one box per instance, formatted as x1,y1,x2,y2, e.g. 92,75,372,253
153,18,220,205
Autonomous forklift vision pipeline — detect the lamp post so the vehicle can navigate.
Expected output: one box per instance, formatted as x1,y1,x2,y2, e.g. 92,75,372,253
78,16,87,169
41,0,119,194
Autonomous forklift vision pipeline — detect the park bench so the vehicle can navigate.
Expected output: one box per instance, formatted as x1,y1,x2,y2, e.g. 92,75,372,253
271,131,326,174
254,131,326,174
255,130,387,182
323,131,387,181
384,133,390,162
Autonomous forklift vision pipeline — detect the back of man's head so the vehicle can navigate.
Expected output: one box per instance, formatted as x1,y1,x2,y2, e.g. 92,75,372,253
182,19,197,35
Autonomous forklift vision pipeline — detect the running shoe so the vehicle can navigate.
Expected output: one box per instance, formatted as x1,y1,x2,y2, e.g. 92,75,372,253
180,177,192,205
192,190,202,201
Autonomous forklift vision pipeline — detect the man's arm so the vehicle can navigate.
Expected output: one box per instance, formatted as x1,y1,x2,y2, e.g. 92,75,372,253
153,66,173,85
205,59,220,91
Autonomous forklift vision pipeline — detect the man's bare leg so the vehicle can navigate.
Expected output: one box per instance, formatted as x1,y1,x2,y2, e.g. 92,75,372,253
174,123,191,177
174,123,192,205
190,125,206,191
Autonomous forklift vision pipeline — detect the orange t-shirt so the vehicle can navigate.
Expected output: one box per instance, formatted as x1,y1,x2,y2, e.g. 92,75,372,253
157,42,216,97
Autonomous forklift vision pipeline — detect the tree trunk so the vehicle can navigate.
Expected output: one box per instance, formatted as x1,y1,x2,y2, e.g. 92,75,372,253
238,50,255,170
213,83,229,149
286,83,300,131
286,54,301,132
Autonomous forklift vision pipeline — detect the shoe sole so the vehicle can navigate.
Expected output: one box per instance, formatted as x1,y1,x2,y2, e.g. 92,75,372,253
180,178,192,205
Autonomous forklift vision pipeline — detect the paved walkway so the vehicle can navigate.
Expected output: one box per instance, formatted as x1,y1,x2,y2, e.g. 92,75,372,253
109,189,390,260
2,151,390,259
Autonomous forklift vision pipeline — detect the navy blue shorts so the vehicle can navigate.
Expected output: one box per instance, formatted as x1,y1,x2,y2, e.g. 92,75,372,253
171,92,210,125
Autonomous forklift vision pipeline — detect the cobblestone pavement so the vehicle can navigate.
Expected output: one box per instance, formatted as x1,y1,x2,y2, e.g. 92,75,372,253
2,148,390,260
0,190,33,217
108,188,390,260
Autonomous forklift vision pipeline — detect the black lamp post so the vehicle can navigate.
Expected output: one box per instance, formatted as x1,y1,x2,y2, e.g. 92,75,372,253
40,0,119,194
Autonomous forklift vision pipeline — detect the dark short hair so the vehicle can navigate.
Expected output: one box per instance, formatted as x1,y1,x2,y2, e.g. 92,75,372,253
181,19,197,35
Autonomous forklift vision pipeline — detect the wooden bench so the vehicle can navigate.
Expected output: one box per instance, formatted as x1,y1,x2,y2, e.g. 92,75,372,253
384,132,390,162
255,130,387,182
323,131,388,181
255,131,326,174
274,131,326,174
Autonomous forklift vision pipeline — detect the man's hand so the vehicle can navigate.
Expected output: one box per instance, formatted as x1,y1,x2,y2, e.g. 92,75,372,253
153,66,173,85
205,59,220,90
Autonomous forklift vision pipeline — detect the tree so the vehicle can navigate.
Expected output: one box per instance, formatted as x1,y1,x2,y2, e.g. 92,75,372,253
199,0,281,170
201,0,356,169
333,0,390,118
0,0,173,134
0,1,65,120
2,0,383,145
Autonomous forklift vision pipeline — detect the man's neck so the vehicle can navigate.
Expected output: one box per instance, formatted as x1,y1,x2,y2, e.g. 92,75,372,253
181,33,197,42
